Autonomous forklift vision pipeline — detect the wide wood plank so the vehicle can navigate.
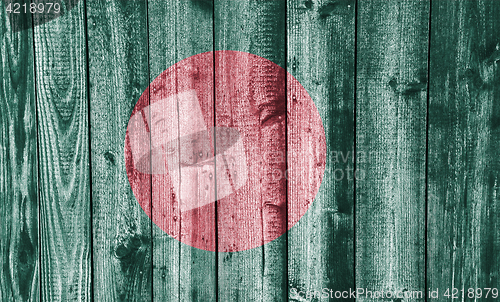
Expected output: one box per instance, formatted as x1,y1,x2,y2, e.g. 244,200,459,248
215,1,287,301
0,3,39,301
33,1,91,300
428,0,500,298
147,0,215,301
287,0,355,301
356,0,429,300
86,0,152,301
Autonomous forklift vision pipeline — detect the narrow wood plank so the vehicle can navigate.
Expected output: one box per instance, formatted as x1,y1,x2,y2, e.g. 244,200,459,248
428,1,500,299
147,2,178,300
287,0,355,301
215,1,287,301
33,1,91,300
356,0,429,300
0,2,39,301
86,0,152,301
147,0,215,301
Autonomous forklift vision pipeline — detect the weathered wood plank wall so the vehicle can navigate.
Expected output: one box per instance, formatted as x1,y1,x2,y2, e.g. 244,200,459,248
0,0,498,301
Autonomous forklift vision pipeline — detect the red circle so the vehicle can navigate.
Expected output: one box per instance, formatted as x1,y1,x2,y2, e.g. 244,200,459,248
125,51,326,252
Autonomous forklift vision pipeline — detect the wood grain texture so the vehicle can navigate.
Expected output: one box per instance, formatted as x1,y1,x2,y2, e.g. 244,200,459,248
215,1,287,301
0,3,39,301
428,0,500,298
86,0,152,301
356,0,428,300
287,0,355,301
2,1,499,301
33,1,91,300
147,0,215,301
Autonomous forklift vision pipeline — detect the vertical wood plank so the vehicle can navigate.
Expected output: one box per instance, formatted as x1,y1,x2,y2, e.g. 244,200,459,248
33,1,91,301
287,0,355,301
0,2,39,301
428,0,500,298
147,2,178,300
147,0,215,301
356,0,429,300
86,0,152,301
215,1,287,301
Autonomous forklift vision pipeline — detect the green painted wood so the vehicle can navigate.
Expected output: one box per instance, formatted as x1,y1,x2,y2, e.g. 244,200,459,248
32,1,91,301
287,0,355,301
2,2,499,301
147,1,179,300
147,0,215,301
86,0,152,301
428,0,500,299
356,0,429,300
0,3,39,301
215,1,287,301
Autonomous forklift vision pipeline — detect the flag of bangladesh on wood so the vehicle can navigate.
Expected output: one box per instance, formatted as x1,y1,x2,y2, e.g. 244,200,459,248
1,0,499,301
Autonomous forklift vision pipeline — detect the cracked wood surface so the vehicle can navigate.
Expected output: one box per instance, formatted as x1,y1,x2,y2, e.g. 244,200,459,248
1,0,499,301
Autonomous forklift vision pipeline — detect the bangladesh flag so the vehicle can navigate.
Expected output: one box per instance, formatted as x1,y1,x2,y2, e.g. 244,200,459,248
125,50,326,252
